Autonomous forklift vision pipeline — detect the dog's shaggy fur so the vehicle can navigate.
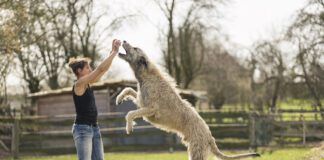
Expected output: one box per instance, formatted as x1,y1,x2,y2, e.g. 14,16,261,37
116,41,260,160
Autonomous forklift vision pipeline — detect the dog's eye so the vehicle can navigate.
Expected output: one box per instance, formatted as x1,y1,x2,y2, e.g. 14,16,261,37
134,47,139,51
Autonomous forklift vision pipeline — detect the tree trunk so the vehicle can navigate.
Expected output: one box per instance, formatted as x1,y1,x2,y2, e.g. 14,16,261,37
299,52,323,118
48,74,60,90
270,78,280,113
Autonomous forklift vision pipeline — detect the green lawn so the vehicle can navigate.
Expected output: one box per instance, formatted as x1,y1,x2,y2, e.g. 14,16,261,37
5,148,311,160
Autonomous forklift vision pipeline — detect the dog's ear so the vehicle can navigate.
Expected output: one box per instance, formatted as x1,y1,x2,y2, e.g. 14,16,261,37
138,56,148,69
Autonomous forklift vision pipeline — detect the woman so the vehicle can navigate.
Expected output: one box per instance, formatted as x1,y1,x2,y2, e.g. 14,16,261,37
68,39,121,160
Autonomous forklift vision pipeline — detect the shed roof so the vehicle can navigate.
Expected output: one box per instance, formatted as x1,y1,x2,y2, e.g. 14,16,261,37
28,79,136,98
28,79,207,99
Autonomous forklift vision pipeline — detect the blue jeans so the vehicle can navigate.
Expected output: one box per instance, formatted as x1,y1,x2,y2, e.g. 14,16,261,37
72,124,104,160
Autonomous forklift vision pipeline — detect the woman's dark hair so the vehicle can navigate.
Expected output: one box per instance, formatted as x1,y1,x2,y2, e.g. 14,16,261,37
68,57,91,76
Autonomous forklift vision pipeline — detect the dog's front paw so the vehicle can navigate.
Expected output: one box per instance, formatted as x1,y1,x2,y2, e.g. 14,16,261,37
126,122,133,134
116,94,124,105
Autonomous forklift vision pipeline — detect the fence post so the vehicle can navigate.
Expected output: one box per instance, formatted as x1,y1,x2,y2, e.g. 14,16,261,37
11,118,20,159
301,114,306,145
249,113,256,150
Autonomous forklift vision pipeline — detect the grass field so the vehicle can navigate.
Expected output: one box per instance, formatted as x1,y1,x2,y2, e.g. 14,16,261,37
5,147,312,160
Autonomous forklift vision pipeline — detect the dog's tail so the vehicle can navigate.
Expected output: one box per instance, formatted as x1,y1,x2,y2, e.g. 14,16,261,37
210,139,260,159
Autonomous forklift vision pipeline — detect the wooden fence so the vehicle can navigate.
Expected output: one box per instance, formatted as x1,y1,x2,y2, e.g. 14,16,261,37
1,109,324,159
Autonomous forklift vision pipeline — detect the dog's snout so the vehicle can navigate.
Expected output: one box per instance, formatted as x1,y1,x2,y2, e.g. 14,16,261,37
122,41,131,49
122,41,130,53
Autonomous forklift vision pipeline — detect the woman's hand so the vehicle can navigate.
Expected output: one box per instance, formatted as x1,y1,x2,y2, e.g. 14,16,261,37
76,39,121,86
111,39,121,56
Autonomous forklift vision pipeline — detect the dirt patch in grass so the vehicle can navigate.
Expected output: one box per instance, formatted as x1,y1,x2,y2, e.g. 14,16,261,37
303,141,324,160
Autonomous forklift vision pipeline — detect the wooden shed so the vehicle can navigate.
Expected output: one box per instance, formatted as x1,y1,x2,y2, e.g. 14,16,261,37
28,79,208,116
28,79,134,116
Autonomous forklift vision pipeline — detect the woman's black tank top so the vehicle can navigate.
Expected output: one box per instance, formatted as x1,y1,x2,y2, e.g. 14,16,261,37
72,84,98,125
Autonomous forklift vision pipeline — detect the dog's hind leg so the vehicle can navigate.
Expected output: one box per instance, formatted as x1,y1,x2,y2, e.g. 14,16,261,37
188,143,209,160
125,108,156,134
116,87,137,105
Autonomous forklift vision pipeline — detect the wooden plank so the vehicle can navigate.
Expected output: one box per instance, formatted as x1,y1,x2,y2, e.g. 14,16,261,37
0,136,12,140
38,95,73,104
273,133,324,138
278,109,324,114
200,112,249,117
0,117,15,122
21,112,125,120
20,126,165,141
0,123,12,128
38,103,75,115
20,124,248,137
0,139,9,152
208,123,248,127
273,121,324,126
21,125,154,136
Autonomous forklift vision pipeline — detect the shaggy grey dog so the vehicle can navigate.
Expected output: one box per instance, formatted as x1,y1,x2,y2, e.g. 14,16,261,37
116,41,260,160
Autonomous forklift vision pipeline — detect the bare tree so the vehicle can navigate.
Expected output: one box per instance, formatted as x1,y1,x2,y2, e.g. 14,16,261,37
0,0,44,93
247,51,265,112
293,36,323,113
37,0,131,89
154,0,222,88
252,40,286,112
23,1,66,89
0,5,16,107
1,0,131,91
287,0,324,114
0,54,12,106
45,0,128,65
46,0,101,64
178,23,206,88
155,0,179,82
202,41,250,109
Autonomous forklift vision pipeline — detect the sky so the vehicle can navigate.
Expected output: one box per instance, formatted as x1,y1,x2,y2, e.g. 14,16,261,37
6,0,308,87
220,0,307,47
